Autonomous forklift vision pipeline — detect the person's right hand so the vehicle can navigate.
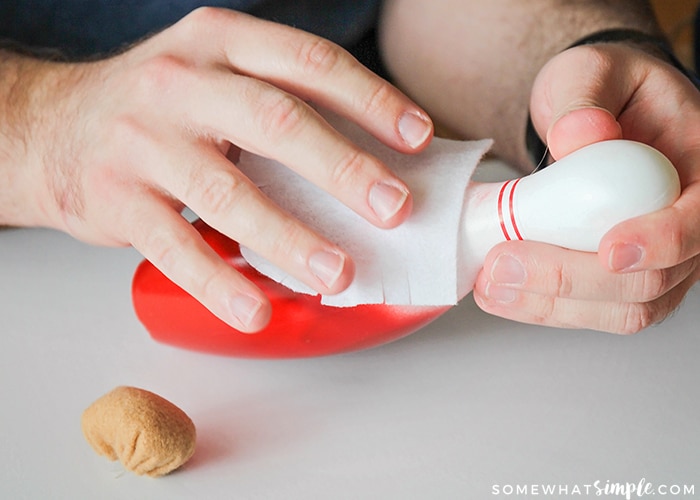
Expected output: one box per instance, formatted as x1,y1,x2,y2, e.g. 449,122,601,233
5,8,433,332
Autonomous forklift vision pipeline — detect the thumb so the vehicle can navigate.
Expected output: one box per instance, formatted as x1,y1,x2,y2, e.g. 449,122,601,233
546,107,622,159
530,47,626,160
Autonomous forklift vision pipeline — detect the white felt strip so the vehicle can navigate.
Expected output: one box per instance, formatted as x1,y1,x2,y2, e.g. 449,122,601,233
238,111,492,307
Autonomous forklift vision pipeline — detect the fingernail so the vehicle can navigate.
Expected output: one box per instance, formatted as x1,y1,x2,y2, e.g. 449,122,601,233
398,111,432,148
491,254,527,285
369,181,409,222
484,283,518,304
609,243,644,271
309,249,345,289
228,294,263,331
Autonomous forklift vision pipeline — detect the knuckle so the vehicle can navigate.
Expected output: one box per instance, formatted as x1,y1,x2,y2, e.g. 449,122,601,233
140,225,189,277
191,170,247,216
136,54,192,99
297,37,343,77
357,81,395,116
533,296,558,326
266,219,307,258
618,303,657,335
184,5,222,25
569,44,616,74
195,265,225,302
330,148,367,188
666,220,689,265
135,222,225,302
257,93,307,142
549,262,574,299
172,7,228,45
632,269,668,302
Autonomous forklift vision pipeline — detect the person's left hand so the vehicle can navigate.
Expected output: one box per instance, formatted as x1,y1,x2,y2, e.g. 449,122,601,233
473,42,700,333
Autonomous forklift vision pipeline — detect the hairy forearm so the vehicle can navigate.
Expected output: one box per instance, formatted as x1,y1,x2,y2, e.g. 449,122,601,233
379,0,661,169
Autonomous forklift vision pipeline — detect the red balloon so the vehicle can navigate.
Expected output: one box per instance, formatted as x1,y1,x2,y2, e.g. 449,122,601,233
132,220,450,358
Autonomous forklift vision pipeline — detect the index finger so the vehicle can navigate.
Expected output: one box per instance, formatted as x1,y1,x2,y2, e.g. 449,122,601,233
165,7,434,153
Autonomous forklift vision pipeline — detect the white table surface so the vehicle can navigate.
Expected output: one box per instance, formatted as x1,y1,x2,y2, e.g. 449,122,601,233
2,162,699,500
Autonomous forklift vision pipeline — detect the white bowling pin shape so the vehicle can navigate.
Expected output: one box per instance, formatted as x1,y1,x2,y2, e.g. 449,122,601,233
238,129,680,306
460,140,681,288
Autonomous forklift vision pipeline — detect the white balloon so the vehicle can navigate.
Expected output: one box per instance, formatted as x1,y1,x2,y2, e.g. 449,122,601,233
460,140,680,291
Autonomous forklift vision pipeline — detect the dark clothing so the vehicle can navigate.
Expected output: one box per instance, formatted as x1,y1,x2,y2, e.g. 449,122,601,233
0,1,380,58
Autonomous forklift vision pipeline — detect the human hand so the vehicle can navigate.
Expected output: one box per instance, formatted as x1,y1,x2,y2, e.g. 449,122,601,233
7,8,433,332
473,42,700,333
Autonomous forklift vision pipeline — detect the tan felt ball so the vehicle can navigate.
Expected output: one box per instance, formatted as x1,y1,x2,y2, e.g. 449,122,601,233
81,386,196,477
